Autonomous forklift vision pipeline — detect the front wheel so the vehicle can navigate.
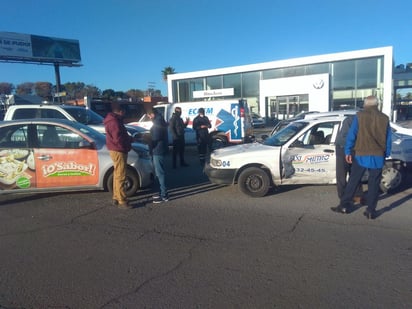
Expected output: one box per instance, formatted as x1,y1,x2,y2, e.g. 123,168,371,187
107,167,140,197
238,167,270,197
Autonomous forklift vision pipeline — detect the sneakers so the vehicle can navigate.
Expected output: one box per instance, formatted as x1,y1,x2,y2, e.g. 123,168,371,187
153,195,169,204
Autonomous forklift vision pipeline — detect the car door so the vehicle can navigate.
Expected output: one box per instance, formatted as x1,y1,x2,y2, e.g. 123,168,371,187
0,123,33,191
33,123,100,189
281,121,340,185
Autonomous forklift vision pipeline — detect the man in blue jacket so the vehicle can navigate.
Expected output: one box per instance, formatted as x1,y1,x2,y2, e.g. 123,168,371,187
331,96,391,219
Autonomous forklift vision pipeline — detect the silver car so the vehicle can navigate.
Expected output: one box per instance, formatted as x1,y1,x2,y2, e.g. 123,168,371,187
0,119,153,197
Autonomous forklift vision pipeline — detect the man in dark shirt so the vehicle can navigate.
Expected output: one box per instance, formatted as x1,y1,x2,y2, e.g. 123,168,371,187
169,106,189,168
335,115,364,203
148,109,169,203
193,107,211,167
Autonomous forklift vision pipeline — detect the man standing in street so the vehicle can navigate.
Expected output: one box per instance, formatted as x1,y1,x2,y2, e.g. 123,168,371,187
193,107,211,167
335,114,364,204
331,96,391,219
104,103,133,209
148,109,169,203
169,106,189,169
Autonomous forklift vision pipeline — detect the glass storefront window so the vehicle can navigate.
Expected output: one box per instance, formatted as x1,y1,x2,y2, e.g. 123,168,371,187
206,75,222,90
262,69,283,79
356,57,379,89
306,63,329,75
283,66,305,77
242,72,260,97
223,73,241,98
332,60,356,90
177,80,189,102
189,78,204,101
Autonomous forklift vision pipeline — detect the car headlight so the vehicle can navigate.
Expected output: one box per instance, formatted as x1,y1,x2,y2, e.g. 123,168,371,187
210,158,222,167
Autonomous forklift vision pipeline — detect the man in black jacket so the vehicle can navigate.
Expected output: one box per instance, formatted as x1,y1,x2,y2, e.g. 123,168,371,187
148,109,169,203
193,107,211,167
169,106,189,168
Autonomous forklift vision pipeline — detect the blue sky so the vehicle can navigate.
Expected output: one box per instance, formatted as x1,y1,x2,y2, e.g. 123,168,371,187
1,0,411,96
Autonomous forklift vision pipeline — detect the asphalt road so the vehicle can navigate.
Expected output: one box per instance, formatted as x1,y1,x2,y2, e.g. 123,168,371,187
0,145,411,308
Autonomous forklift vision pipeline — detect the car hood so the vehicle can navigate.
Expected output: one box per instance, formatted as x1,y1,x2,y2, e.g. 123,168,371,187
213,142,278,157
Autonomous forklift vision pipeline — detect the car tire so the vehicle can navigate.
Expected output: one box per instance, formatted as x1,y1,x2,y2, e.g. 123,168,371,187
107,167,140,197
238,167,270,197
380,163,405,194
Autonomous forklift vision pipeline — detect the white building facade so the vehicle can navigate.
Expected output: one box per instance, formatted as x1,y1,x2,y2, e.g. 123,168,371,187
167,46,393,121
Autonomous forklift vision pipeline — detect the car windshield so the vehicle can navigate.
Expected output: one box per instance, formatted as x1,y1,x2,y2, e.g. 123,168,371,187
69,121,106,143
263,121,308,146
65,107,104,125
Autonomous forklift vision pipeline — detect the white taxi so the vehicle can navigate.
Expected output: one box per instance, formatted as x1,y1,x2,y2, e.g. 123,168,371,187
205,116,412,197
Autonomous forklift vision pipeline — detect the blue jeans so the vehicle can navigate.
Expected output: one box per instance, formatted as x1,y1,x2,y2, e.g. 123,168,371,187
152,154,167,198
340,157,382,212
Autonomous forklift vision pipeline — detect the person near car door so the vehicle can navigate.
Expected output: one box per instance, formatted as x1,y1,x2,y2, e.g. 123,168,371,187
331,96,391,219
169,106,189,168
148,108,169,203
335,115,364,204
193,107,211,167
104,103,133,209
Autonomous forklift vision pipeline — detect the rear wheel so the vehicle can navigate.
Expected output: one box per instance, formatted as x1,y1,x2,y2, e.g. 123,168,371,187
380,163,405,193
238,167,270,197
107,167,140,197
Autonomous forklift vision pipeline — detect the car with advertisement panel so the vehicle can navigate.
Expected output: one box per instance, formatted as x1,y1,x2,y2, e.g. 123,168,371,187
0,119,153,197
205,115,412,197
4,104,151,144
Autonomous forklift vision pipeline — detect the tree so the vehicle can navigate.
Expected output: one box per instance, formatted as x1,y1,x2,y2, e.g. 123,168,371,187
0,82,14,94
16,82,34,95
102,89,116,100
161,66,176,82
62,82,86,100
126,89,144,102
34,82,53,99
81,85,101,99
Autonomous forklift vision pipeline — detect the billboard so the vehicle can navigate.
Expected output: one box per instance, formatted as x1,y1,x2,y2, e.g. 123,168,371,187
0,32,81,64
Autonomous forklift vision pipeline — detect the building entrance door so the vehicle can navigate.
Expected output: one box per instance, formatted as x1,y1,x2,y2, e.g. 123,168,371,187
265,94,309,122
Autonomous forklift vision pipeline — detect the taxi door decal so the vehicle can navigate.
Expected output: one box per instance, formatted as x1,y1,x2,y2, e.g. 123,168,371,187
34,148,99,188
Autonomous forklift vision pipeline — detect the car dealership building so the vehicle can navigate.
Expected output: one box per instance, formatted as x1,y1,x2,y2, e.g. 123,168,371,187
167,46,412,122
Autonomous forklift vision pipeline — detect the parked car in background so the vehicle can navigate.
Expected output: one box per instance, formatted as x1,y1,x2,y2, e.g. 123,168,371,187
3,104,151,144
0,119,153,197
205,115,412,197
251,112,265,128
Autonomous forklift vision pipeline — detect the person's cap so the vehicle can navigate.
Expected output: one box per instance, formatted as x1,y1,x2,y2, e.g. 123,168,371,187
364,96,378,107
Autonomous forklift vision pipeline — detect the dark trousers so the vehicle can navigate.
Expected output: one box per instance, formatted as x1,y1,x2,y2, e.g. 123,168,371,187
172,137,186,167
197,136,210,166
340,156,382,212
336,146,363,199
